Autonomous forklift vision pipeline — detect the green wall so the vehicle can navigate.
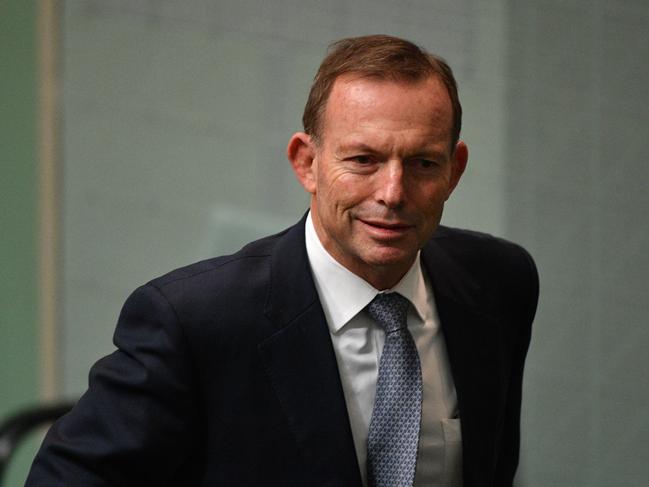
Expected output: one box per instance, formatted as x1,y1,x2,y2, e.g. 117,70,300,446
0,0,41,484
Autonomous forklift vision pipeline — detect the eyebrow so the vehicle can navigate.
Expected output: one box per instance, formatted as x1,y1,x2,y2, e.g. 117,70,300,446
336,141,448,160
336,142,378,154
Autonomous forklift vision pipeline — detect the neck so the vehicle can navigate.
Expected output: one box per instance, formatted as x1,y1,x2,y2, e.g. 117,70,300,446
358,265,411,291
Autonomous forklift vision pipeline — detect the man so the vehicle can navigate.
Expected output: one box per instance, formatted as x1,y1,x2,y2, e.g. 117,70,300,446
27,35,538,486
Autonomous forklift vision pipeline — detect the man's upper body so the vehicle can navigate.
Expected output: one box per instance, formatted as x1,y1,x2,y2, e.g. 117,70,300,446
26,217,537,487
26,35,538,486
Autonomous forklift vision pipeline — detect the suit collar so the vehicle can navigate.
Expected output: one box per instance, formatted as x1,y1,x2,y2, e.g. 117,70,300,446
263,214,319,325
421,233,486,315
259,215,362,486
421,233,505,482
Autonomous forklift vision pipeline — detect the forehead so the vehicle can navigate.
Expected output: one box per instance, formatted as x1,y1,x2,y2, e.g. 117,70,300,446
322,75,453,143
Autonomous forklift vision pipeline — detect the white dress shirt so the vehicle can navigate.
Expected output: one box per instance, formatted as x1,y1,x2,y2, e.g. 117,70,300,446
305,213,462,487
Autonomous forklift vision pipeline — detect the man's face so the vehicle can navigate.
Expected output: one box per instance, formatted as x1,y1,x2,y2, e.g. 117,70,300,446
290,75,467,289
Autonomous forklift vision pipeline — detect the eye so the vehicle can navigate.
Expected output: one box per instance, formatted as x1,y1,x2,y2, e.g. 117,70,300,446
350,155,373,164
411,158,438,170
340,153,379,173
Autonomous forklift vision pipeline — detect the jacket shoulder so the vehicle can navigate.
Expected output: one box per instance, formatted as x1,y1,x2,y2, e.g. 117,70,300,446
122,225,297,336
431,225,536,276
427,225,539,322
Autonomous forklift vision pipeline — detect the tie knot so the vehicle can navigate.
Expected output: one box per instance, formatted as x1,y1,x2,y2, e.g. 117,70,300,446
367,293,410,334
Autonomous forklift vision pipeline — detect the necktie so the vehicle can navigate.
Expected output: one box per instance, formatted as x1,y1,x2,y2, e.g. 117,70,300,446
366,292,422,487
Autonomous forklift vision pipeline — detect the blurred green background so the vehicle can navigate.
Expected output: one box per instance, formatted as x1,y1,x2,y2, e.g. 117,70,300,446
1,1,39,486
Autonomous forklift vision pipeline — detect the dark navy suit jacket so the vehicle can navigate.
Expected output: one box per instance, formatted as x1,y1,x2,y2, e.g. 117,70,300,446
26,217,538,486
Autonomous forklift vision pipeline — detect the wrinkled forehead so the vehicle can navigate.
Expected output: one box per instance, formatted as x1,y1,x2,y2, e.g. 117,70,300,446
321,74,454,144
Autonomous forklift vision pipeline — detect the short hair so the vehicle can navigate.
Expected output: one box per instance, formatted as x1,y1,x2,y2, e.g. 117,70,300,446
302,35,462,151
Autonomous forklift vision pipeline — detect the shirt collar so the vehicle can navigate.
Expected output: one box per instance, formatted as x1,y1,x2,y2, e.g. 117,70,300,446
305,212,427,334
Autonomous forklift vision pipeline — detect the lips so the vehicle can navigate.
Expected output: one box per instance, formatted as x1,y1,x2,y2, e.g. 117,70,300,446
358,218,414,238
362,220,411,229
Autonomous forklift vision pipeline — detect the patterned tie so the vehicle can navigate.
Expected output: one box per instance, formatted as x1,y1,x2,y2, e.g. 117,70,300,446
366,292,422,487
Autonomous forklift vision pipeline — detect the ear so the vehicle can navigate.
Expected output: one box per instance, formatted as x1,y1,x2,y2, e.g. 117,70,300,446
287,132,317,194
446,140,468,199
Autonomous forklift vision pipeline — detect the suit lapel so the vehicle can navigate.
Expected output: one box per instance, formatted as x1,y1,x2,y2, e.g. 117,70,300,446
421,237,505,481
258,218,362,486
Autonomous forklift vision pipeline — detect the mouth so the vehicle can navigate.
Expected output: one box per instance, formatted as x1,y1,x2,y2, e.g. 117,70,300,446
358,219,414,238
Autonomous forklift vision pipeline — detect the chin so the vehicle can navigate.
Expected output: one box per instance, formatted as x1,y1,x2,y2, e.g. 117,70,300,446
363,247,417,269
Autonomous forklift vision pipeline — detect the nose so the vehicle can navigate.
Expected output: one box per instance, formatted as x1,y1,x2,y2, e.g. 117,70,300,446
375,160,406,209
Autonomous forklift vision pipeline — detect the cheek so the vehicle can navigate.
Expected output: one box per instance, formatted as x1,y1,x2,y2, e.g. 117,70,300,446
322,174,367,209
415,181,447,207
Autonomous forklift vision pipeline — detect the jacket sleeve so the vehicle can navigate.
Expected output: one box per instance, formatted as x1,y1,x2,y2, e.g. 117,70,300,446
26,284,201,486
494,246,540,485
